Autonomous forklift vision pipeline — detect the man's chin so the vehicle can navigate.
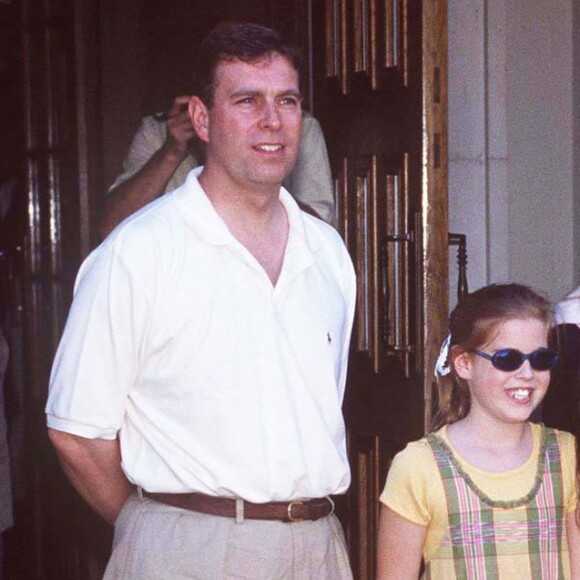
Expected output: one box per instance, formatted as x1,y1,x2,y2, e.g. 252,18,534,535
249,170,291,189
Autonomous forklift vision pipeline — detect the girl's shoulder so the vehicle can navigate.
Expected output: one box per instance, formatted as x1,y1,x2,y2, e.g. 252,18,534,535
386,432,446,490
381,434,445,526
551,425,576,446
537,423,576,456
540,424,578,512
544,424,577,473
392,432,442,469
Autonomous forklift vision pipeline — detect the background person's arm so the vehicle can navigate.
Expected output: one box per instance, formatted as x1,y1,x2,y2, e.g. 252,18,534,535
283,113,336,226
48,429,133,524
99,96,195,239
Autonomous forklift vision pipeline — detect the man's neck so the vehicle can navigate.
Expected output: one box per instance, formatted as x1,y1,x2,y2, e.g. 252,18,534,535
198,169,290,285
199,166,280,218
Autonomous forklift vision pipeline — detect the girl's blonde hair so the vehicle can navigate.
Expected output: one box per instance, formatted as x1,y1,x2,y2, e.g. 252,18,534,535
432,283,552,431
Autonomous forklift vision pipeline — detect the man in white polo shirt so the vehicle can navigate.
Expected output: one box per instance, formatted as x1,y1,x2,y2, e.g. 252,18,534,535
46,22,356,579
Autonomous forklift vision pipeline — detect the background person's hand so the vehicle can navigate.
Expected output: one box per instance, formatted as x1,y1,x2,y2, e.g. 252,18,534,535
165,95,196,156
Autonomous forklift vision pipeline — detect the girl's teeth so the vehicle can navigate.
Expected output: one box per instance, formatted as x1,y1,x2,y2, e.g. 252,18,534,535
510,388,530,400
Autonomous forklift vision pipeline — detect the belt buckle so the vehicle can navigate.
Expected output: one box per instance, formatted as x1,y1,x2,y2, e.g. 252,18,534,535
287,500,305,522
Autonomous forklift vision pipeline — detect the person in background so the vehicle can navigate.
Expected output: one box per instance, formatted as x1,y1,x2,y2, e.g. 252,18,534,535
377,283,579,579
99,88,335,238
541,286,580,435
554,285,580,327
46,22,356,579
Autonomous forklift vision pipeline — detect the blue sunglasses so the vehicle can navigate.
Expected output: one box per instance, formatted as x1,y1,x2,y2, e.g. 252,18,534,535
471,347,559,372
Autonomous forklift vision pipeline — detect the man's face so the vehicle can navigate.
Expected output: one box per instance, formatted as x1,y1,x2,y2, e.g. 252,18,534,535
194,53,302,194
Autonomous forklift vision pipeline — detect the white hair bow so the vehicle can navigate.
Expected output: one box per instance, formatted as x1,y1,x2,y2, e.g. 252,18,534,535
434,334,452,377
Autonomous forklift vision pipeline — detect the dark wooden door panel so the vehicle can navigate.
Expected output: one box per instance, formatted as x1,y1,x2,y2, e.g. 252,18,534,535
309,1,447,578
4,1,108,578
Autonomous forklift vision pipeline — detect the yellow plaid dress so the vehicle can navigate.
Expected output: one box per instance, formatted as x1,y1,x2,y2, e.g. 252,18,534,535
424,426,567,579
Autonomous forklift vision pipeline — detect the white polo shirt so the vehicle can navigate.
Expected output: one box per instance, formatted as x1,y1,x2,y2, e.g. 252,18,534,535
46,168,356,502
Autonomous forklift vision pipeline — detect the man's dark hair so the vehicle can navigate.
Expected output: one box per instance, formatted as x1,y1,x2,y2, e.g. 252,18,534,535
194,21,302,106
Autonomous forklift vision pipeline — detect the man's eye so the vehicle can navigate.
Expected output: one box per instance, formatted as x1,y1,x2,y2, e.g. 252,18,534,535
235,97,254,105
280,97,299,106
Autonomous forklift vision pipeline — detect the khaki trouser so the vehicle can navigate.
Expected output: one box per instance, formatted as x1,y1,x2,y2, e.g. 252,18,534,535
104,493,353,579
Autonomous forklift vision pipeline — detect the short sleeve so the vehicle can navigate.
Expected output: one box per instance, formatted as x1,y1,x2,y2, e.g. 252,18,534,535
379,440,434,527
283,112,336,226
557,430,579,514
108,116,167,191
46,237,153,439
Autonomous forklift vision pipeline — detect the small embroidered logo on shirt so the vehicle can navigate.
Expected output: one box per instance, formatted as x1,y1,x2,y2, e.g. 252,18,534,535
327,332,332,344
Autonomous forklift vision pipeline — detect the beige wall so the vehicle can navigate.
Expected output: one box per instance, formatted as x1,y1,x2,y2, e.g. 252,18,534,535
574,0,580,281
448,0,577,304
506,0,574,300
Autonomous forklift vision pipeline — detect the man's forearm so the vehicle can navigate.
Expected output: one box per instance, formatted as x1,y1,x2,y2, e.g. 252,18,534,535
99,144,187,239
48,429,133,524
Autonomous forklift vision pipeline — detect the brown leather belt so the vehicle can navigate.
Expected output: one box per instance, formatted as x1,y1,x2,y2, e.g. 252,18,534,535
142,491,335,523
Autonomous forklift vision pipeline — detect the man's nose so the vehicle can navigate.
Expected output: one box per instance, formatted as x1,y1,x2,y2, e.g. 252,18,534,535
259,102,282,130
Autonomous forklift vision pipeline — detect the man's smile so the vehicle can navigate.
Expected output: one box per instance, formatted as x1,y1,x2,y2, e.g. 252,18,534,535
254,144,284,152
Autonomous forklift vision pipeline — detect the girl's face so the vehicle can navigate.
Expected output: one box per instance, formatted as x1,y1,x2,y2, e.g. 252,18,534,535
454,317,551,426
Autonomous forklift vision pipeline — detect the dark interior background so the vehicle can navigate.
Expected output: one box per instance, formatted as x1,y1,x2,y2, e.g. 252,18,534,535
0,2,307,578
141,0,270,112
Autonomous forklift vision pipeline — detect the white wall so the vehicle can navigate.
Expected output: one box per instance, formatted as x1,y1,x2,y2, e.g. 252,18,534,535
448,0,576,305
574,0,580,281
505,1,574,299
448,0,489,301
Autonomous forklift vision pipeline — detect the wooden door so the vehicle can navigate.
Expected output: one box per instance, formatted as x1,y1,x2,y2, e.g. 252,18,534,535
306,1,447,577
3,1,106,578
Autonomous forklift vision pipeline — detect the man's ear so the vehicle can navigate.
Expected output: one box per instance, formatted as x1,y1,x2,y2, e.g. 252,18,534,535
189,96,210,144
452,348,473,381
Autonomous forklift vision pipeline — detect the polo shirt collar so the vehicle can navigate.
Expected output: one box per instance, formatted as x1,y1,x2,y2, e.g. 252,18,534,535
173,168,235,246
174,167,323,258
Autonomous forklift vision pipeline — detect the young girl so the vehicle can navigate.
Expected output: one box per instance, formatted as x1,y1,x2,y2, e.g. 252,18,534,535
377,283,580,579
